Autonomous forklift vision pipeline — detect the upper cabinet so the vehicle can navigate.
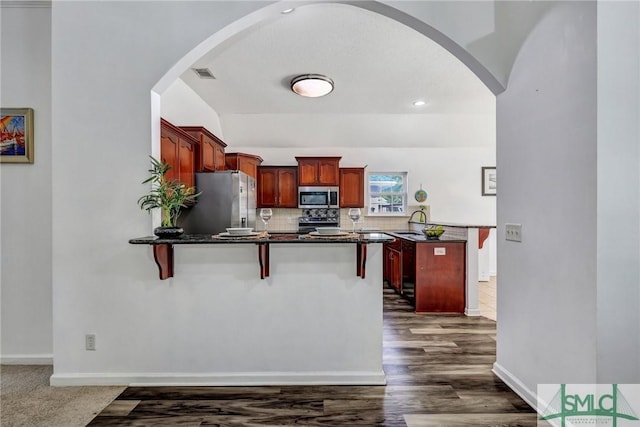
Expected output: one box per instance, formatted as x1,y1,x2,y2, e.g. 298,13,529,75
296,156,341,186
179,126,227,172
257,166,298,208
339,167,365,208
160,118,197,188
225,153,263,179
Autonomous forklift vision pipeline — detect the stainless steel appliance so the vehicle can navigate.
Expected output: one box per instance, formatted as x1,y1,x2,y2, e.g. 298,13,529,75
297,208,340,233
178,171,256,234
298,186,339,209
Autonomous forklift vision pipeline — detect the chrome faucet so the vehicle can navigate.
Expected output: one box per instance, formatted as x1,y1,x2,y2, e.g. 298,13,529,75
408,210,426,224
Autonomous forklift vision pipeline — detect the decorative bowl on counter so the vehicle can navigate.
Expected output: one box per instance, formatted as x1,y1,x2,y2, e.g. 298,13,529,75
226,227,254,236
422,225,445,240
315,227,342,235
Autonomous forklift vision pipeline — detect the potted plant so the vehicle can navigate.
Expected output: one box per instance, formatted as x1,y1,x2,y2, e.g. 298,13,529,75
137,156,200,238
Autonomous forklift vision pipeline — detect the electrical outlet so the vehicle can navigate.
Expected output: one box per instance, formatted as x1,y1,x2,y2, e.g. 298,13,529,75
85,334,96,351
505,223,522,242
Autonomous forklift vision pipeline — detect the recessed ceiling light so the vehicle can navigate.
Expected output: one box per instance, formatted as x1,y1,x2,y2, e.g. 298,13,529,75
290,74,334,98
413,100,426,107
281,8,295,14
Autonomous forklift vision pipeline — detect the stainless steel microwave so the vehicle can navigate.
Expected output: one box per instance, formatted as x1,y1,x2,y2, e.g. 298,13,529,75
298,186,339,208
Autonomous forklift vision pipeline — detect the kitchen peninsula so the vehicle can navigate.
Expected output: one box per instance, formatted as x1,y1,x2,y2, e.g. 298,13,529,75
408,221,496,316
383,231,467,313
125,232,393,386
130,232,393,280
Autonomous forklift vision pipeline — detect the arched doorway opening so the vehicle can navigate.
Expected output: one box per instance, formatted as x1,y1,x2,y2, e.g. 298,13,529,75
151,0,499,344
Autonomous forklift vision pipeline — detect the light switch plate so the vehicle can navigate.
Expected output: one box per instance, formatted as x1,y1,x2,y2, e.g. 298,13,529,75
505,223,522,242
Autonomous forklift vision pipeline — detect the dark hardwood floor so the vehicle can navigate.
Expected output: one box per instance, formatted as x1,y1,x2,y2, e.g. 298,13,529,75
89,287,537,426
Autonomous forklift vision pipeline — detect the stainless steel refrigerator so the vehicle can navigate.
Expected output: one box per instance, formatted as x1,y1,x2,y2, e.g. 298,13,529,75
178,171,256,234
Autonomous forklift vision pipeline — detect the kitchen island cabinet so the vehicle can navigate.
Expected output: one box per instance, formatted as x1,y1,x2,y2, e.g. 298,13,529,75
383,233,466,314
257,166,298,208
339,167,365,208
296,156,341,186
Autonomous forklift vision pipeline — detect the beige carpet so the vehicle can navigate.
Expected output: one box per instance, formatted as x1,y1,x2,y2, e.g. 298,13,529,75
0,365,124,427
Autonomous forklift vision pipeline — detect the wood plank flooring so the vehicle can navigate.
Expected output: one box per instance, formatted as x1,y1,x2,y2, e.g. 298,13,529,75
89,287,537,426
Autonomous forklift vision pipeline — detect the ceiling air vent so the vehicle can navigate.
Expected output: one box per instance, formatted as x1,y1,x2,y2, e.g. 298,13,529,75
192,68,216,79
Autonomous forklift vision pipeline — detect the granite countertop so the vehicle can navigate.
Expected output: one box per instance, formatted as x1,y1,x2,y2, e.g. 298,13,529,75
129,232,394,245
384,231,467,243
421,221,496,228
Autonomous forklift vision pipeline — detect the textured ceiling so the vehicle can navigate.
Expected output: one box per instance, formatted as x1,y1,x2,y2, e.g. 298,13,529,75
180,3,495,148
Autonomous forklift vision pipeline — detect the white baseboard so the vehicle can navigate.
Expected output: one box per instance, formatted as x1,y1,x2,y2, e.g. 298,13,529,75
465,307,482,316
49,370,387,387
492,361,537,409
1,354,53,365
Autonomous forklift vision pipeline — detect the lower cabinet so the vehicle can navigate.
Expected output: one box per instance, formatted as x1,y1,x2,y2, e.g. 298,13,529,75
384,238,466,313
413,242,465,313
383,239,402,293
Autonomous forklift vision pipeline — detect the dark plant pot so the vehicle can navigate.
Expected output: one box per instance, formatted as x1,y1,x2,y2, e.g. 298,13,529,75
154,226,184,238
425,235,441,240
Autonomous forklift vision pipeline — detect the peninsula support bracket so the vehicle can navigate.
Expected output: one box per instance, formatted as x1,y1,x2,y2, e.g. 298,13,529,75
357,243,367,279
153,244,174,280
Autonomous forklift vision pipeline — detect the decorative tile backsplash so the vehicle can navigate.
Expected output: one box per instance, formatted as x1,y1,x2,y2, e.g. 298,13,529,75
261,206,430,232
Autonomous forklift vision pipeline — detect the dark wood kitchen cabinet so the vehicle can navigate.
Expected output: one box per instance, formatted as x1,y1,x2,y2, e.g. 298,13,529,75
413,242,466,313
296,156,341,186
160,118,197,188
383,238,402,293
385,235,466,314
257,166,298,208
179,126,227,172
225,153,263,179
339,167,365,208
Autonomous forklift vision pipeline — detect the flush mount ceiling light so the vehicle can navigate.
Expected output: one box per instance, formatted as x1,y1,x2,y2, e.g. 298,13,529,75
281,8,295,14
413,100,426,107
290,74,334,98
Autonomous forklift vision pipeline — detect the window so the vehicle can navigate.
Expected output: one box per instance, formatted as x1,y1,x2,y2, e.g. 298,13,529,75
367,172,408,215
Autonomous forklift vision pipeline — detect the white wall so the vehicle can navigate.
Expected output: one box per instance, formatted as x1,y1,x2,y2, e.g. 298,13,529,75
160,78,225,138
494,1,598,402
596,0,640,382
0,3,52,363
50,0,268,378
46,0,503,382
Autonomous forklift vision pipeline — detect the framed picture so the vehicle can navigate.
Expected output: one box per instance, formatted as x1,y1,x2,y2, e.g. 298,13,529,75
1,108,34,164
482,166,496,196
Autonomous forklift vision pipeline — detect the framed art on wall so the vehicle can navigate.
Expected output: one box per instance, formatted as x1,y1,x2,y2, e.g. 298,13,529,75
1,108,34,164
482,166,496,196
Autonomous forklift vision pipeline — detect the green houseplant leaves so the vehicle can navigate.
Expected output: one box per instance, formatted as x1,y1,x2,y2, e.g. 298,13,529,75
137,156,201,228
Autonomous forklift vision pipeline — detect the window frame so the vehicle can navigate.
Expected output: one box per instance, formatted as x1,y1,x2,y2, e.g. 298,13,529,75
366,171,408,216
